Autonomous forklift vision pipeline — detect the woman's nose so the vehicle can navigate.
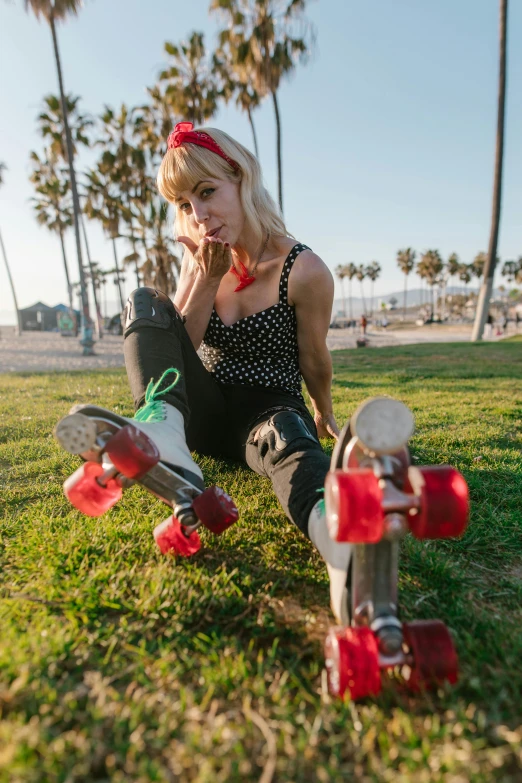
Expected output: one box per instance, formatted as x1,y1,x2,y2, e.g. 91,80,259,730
192,202,210,225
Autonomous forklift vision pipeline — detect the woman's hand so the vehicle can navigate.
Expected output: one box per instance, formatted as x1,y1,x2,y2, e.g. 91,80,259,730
315,412,340,440
178,236,232,283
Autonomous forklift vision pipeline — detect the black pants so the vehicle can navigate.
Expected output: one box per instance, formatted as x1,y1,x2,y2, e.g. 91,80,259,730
123,309,330,538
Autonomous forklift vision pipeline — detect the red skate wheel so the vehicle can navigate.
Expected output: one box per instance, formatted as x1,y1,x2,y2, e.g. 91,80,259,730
325,626,381,700
325,469,384,543
192,486,239,535
406,466,469,539
403,620,458,691
64,461,122,517
105,424,160,480
153,515,201,556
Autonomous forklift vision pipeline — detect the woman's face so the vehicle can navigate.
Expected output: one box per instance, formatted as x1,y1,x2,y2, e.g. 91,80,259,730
175,177,245,246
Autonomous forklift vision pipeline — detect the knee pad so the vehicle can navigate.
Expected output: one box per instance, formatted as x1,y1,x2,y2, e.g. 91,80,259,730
123,288,180,337
257,410,317,454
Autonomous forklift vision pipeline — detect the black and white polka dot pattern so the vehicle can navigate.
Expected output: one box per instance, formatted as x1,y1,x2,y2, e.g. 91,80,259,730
201,243,310,398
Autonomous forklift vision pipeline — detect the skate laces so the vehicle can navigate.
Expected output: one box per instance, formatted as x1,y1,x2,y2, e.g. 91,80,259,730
133,368,181,423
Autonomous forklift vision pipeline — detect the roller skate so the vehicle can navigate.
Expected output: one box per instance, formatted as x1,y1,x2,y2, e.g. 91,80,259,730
323,397,469,700
54,369,238,557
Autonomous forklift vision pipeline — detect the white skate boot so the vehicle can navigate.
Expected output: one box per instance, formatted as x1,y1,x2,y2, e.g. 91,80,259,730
54,368,238,555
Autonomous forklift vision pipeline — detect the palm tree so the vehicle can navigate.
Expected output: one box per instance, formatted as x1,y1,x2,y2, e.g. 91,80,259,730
24,0,95,354
0,163,23,335
515,257,522,285
139,201,180,296
134,85,175,162
158,32,219,126
447,252,460,287
418,250,443,318
471,251,487,294
472,0,508,341
213,48,261,157
501,259,517,285
98,105,143,288
210,0,315,213
131,96,174,291
34,94,102,331
83,163,127,312
345,262,357,322
366,261,381,316
37,93,92,161
396,248,416,318
334,264,347,317
79,210,104,338
29,148,74,316
458,263,473,300
356,264,368,315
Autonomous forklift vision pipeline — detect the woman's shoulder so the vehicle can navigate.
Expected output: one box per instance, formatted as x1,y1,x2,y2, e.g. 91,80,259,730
288,242,331,280
285,242,333,305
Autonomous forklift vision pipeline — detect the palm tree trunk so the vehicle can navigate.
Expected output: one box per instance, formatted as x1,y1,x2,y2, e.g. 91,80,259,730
403,274,407,319
473,0,508,341
80,213,103,339
0,225,23,335
112,237,125,311
247,106,259,159
58,228,74,316
102,275,108,319
271,90,283,214
348,278,353,321
131,234,140,289
341,278,347,317
49,12,94,355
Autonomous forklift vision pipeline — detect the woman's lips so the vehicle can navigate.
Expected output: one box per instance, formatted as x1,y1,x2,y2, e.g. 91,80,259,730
206,226,222,238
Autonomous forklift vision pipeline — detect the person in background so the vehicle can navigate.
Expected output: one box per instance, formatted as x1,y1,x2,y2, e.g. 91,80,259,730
485,312,494,338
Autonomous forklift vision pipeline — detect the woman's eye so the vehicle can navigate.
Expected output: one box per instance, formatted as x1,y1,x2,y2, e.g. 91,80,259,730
201,188,215,198
179,202,190,211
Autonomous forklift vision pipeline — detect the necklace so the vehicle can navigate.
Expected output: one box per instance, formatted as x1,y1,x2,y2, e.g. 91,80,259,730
230,232,270,292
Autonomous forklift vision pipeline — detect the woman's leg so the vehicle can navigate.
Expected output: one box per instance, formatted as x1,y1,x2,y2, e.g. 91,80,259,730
237,387,351,623
123,287,227,456
229,387,329,536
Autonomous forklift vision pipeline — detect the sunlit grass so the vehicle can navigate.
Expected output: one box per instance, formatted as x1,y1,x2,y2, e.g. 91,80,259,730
1,341,521,781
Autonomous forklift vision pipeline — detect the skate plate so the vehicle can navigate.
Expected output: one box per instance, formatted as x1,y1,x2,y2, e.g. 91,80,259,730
324,396,468,700
55,405,239,553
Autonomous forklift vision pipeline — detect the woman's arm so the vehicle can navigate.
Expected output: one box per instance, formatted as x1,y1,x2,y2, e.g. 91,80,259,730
290,251,339,439
181,274,222,350
176,236,231,350
173,250,198,313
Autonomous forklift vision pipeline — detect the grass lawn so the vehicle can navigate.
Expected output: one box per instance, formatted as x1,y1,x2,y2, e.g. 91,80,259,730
1,341,521,782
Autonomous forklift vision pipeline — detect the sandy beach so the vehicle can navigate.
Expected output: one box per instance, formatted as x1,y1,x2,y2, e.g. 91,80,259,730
0,322,515,373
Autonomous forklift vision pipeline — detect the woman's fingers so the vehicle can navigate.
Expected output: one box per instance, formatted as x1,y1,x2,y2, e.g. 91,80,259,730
224,242,232,267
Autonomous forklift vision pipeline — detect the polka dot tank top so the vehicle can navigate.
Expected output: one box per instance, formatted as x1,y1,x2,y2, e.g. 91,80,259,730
201,243,310,399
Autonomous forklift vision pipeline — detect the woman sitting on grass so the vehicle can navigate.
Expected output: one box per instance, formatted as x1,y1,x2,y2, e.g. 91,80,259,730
119,122,351,622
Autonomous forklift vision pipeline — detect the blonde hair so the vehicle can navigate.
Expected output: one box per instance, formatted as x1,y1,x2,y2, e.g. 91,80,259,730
157,127,290,265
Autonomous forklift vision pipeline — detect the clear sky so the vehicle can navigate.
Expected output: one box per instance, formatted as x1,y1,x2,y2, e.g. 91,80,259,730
0,0,520,323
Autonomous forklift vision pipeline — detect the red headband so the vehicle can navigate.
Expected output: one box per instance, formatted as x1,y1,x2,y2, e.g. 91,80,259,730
167,122,240,172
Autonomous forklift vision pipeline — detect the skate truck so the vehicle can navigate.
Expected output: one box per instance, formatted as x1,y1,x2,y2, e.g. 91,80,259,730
324,397,469,700
54,406,239,555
